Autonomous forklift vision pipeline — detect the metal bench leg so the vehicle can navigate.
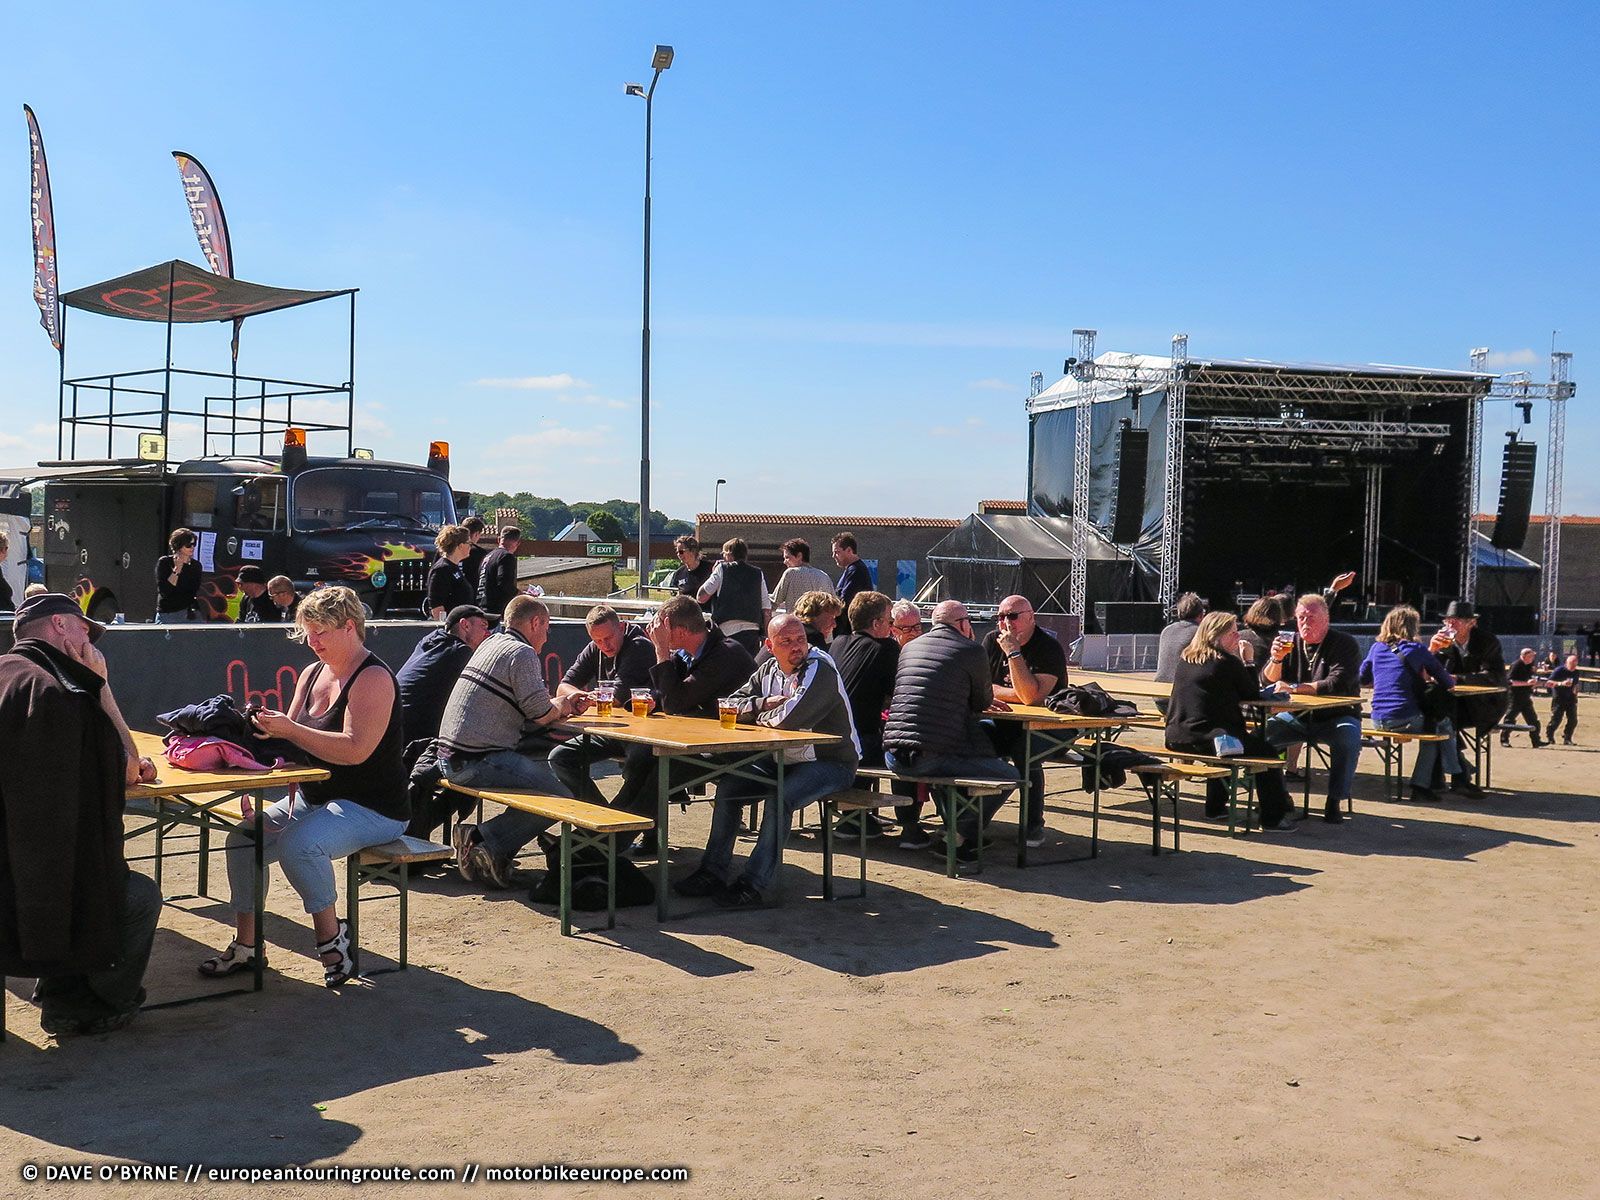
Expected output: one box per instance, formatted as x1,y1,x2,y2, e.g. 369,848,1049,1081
607,832,618,931
559,823,573,938
822,800,835,901
1169,779,1181,852
154,799,166,892
346,853,361,977
397,862,410,968
1227,770,1239,837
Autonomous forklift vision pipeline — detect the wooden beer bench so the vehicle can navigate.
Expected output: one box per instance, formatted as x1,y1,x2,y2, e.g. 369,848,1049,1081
1360,727,1451,801
439,780,652,935
1127,746,1284,835
1126,760,1231,854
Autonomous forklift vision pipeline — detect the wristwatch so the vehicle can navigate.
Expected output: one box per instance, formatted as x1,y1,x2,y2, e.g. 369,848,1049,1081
1007,650,1023,660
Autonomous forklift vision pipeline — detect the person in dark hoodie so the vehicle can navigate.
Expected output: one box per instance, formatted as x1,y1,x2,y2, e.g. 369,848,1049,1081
0,593,159,1038
548,604,658,805
395,604,498,746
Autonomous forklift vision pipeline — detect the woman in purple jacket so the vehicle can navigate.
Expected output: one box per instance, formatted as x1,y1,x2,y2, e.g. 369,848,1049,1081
1359,605,1461,801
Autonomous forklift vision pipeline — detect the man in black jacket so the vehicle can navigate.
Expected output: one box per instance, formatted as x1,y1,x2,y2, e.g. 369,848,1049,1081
607,596,757,827
1432,599,1505,794
477,526,523,616
883,600,1019,865
549,605,658,805
0,593,159,1038
396,604,497,745
1261,592,1364,822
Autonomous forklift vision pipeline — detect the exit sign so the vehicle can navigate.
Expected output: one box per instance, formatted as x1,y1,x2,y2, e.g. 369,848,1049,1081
587,542,622,558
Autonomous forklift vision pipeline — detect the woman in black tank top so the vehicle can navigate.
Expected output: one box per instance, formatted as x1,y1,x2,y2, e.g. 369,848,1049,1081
199,586,409,987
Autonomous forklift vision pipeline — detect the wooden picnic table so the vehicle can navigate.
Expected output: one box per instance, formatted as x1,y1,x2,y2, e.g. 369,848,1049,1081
557,710,840,919
127,730,329,999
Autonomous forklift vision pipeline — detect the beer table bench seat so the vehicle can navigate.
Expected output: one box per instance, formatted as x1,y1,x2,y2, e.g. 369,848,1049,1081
1360,727,1451,801
438,781,652,935
821,768,1019,897
554,711,841,920
1127,760,1231,854
1126,745,1285,835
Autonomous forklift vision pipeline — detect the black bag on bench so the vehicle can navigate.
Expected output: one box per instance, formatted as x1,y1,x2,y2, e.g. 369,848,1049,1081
528,839,656,911
1043,682,1140,719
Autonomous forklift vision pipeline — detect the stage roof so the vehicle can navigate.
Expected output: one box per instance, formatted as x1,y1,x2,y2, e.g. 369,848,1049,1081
60,260,353,324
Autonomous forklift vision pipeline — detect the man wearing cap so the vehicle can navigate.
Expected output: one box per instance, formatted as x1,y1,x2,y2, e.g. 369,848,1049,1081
396,604,498,747
234,565,277,623
1431,599,1506,796
477,526,523,617
0,594,160,1038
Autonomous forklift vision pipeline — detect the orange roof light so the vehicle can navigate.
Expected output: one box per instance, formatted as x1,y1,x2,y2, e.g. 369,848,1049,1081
430,441,449,460
283,428,307,449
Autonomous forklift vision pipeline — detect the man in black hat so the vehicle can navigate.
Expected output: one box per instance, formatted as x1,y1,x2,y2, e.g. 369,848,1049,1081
396,603,498,746
0,594,159,1038
1430,600,1506,796
234,564,277,623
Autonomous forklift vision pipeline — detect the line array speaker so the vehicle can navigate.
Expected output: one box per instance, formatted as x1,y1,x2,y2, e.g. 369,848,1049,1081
1111,426,1150,544
1492,439,1537,550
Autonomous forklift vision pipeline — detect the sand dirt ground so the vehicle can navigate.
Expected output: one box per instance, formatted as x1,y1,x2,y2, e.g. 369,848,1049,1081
3,729,1598,1199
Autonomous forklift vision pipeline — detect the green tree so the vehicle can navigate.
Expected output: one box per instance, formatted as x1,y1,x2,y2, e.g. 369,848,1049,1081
585,508,625,542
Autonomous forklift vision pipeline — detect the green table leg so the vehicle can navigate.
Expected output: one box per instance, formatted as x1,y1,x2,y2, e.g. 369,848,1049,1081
559,823,573,938
656,757,670,922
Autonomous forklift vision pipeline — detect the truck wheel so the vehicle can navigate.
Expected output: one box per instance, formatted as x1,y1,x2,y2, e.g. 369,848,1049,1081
87,591,119,623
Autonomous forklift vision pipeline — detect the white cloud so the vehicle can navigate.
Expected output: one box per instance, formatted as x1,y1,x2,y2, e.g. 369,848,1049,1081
489,424,613,456
968,378,1018,392
1482,349,1539,368
473,373,590,391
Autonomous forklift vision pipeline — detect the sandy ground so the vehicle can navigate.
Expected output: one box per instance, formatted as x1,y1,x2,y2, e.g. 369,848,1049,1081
3,726,1599,1199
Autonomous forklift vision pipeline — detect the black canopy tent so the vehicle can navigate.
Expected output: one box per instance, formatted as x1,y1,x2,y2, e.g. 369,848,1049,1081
925,513,1156,615
51,259,358,464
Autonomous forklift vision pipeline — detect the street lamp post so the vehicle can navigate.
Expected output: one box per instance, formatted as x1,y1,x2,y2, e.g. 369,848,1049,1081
626,44,673,594
714,478,726,513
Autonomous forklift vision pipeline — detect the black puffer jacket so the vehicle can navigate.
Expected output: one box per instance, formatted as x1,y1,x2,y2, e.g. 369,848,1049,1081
883,624,995,758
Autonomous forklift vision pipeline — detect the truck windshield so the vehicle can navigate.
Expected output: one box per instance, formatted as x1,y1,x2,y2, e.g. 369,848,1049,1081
290,467,455,533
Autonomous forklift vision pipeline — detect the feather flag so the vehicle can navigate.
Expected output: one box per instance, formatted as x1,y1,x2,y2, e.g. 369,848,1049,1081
23,105,61,350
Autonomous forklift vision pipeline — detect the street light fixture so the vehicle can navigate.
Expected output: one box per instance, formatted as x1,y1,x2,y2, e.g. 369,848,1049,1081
627,43,673,593
714,478,726,513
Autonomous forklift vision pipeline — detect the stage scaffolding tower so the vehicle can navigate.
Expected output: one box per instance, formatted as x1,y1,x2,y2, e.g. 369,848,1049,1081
1069,329,1096,624
1540,350,1572,644
1161,334,1188,611
1464,347,1489,602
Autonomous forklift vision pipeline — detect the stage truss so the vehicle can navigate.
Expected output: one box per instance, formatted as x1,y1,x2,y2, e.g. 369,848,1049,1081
1034,334,1574,635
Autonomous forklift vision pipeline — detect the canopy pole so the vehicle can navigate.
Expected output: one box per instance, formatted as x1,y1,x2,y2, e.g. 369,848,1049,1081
161,261,175,453
347,292,356,457
56,304,67,459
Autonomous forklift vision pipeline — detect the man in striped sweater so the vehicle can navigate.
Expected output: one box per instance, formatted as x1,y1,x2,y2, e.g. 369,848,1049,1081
674,614,860,908
439,595,590,889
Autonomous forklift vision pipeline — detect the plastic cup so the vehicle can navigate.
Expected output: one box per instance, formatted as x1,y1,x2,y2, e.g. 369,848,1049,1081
718,698,738,730
631,694,650,718
594,685,614,717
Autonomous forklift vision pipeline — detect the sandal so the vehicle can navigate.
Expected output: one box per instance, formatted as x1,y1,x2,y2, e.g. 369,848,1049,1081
198,939,263,978
317,918,355,988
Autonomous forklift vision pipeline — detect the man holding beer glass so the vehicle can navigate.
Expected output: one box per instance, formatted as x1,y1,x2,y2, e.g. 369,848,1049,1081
1260,593,1364,823
674,615,860,908
549,604,659,806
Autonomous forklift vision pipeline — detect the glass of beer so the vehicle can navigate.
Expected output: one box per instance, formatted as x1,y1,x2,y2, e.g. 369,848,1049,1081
631,692,651,718
594,685,614,718
718,697,738,730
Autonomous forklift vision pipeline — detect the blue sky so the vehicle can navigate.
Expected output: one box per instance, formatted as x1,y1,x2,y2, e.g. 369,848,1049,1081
3,2,1596,522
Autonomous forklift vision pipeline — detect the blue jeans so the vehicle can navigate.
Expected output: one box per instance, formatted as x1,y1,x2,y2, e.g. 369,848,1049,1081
440,750,567,860
701,758,859,893
1373,714,1463,786
548,734,628,807
884,749,1020,841
225,796,406,915
1265,711,1362,803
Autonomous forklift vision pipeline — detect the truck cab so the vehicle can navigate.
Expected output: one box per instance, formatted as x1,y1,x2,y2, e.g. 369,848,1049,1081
42,442,458,622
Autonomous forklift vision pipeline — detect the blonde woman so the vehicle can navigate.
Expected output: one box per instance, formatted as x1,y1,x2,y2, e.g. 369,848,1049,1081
1358,605,1461,801
791,590,845,648
1164,611,1296,829
199,586,408,987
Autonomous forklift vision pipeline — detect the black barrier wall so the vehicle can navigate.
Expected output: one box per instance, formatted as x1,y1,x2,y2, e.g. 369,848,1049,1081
0,620,595,730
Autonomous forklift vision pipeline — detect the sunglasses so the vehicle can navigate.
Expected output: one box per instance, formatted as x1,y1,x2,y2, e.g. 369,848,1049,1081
996,609,1029,620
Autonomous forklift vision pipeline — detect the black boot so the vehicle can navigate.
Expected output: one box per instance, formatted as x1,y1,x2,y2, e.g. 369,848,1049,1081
1323,798,1345,824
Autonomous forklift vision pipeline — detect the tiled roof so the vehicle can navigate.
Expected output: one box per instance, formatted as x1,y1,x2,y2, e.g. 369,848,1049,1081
978,499,1027,512
1475,513,1600,527
696,513,961,529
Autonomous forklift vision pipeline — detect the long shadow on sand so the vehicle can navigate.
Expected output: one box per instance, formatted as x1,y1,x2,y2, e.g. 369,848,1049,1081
0,926,638,1166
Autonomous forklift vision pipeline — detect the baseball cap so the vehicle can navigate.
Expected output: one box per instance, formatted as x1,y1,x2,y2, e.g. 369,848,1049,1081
444,604,498,631
13,592,107,643
236,564,267,585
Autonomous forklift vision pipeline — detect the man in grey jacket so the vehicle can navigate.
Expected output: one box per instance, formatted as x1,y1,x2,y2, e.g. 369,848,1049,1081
439,595,591,888
675,614,861,907
883,601,1019,866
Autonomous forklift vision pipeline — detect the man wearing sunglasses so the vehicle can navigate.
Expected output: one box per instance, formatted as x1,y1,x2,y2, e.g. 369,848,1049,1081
982,595,1066,847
